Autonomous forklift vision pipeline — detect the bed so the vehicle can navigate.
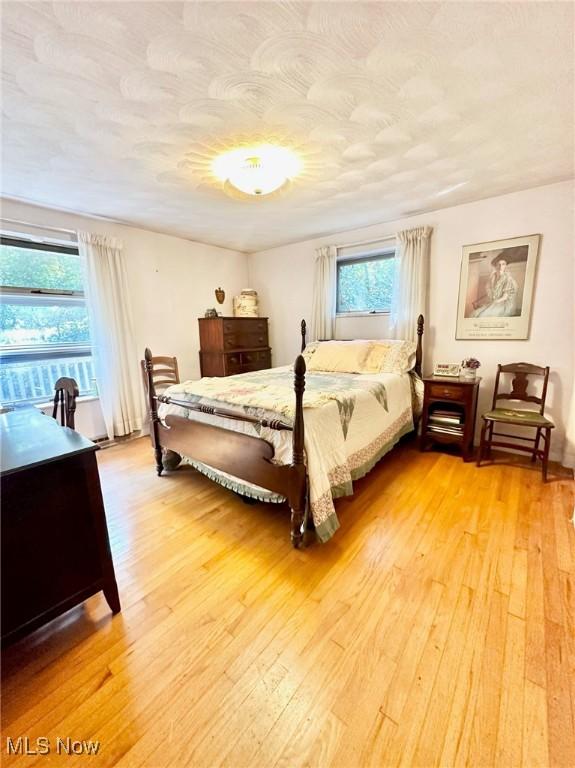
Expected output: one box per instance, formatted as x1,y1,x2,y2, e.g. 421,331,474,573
144,316,424,548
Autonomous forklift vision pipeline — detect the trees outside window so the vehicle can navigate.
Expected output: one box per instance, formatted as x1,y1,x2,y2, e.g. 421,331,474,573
0,238,95,403
336,251,395,314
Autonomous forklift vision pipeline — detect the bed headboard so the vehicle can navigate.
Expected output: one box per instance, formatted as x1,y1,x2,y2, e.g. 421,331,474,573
299,314,424,377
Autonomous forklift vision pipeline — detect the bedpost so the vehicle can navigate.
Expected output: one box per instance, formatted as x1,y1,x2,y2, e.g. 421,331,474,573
415,314,424,378
144,348,163,476
300,319,307,352
289,354,307,548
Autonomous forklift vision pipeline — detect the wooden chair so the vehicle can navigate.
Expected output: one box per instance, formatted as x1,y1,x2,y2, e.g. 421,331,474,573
140,354,180,398
52,377,79,430
477,362,554,481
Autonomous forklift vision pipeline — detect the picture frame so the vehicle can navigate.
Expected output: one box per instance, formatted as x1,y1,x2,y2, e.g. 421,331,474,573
455,234,541,340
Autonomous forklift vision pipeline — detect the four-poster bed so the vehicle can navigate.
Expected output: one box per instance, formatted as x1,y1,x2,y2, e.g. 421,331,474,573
144,315,424,548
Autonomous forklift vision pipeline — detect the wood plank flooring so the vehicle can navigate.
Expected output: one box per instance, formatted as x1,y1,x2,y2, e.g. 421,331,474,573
2,436,574,767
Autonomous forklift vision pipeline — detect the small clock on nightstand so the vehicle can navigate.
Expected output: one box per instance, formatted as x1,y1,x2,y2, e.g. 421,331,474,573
420,375,481,461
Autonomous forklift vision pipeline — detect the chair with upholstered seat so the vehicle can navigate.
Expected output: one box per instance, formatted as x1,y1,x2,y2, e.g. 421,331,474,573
477,362,554,481
140,354,180,398
52,377,79,429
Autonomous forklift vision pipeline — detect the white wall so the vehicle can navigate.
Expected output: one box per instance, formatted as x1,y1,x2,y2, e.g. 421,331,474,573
248,181,575,462
1,198,248,439
36,397,105,440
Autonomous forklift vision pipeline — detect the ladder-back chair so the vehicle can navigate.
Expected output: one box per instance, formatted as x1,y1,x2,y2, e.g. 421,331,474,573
477,362,554,481
140,354,180,398
52,377,79,430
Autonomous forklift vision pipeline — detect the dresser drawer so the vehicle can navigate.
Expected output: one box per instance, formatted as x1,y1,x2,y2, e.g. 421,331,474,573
240,349,271,370
223,318,267,334
240,350,257,366
429,384,467,402
224,353,243,375
240,350,271,365
223,334,240,350
224,331,268,350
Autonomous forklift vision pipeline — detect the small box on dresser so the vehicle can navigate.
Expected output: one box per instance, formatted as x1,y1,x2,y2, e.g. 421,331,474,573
198,316,271,377
420,375,481,461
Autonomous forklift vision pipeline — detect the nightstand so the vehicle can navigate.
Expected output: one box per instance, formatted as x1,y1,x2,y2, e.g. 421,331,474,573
420,376,481,461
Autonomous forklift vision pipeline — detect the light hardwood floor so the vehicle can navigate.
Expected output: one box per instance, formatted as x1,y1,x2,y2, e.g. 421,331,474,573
2,436,574,768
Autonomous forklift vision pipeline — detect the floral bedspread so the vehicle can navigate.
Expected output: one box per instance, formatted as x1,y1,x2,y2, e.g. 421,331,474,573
158,366,418,542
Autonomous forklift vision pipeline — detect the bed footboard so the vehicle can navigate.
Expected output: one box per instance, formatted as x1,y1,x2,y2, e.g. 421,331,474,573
143,348,309,548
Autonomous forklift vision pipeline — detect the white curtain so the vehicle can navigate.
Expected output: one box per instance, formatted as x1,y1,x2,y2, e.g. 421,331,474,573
78,231,143,440
390,226,433,341
311,245,337,341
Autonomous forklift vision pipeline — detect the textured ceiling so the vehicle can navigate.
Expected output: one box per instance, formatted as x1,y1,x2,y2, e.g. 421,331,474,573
2,1,573,252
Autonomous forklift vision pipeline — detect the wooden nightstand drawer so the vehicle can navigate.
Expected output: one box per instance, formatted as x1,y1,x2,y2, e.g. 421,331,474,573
429,384,467,402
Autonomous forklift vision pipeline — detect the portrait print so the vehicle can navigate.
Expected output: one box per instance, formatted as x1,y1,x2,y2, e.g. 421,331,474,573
456,235,540,340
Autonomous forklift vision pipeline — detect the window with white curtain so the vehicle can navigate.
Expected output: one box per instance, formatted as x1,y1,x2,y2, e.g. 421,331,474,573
336,241,396,315
0,236,96,404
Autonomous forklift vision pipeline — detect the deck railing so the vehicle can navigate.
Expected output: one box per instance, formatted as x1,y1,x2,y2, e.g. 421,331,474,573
0,355,97,404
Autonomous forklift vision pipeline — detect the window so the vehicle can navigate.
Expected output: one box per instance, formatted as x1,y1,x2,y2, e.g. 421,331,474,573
336,246,395,315
0,236,96,404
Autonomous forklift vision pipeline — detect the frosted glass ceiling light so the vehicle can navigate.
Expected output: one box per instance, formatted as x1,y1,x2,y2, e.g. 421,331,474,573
212,144,302,196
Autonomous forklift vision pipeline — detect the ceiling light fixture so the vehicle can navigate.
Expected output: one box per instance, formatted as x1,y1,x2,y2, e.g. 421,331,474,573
212,144,302,197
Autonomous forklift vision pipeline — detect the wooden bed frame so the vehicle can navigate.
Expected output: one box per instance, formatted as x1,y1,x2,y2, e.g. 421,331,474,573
144,315,424,548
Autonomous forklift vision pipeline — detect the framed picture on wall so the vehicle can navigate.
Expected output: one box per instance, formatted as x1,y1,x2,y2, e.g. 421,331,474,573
455,234,541,340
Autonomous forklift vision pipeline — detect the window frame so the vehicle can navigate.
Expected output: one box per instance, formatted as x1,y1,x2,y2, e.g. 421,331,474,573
0,235,89,360
0,234,95,403
335,247,396,317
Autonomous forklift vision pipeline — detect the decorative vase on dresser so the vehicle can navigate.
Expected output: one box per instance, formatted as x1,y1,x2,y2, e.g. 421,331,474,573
233,288,259,317
198,316,271,377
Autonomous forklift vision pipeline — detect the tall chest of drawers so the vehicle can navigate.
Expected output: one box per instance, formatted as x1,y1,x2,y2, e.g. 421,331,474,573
198,316,271,377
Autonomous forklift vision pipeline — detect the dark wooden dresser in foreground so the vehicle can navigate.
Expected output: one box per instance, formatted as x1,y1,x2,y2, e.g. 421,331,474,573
420,375,481,461
199,316,271,377
1,406,120,645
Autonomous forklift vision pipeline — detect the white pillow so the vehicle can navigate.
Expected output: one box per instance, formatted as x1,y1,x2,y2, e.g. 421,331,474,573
306,339,416,374
307,340,372,373
302,341,320,364
363,339,417,374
